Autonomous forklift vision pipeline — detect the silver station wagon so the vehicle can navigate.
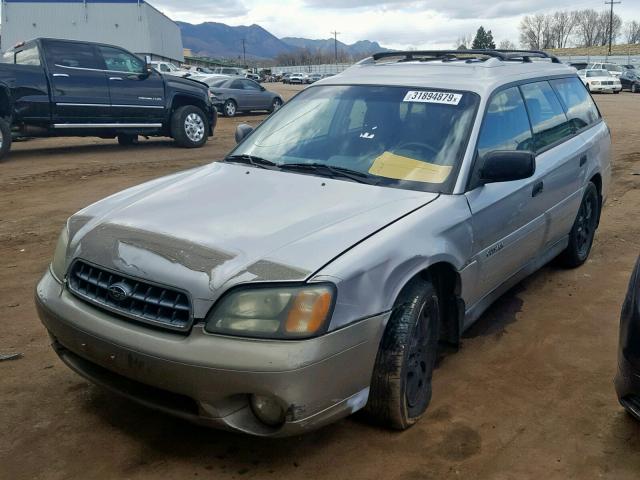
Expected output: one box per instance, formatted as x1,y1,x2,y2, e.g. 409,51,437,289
37,49,611,436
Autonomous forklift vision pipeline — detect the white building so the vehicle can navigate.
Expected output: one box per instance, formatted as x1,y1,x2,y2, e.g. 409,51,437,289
1,0,183,62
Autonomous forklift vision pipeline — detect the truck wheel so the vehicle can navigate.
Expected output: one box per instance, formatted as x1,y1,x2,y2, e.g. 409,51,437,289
559,182,600,268
366,277,441,430
0,117,12,161
223,100,237,118
117,134,138,146
171,105,208,148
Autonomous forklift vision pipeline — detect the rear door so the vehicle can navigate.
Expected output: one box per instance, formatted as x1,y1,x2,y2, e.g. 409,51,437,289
519,80,582,248
465,86,546,297
42,40,111,124
97,45,165,123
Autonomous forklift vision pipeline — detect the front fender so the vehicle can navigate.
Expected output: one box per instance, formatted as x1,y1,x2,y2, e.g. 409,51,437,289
311,195,473,331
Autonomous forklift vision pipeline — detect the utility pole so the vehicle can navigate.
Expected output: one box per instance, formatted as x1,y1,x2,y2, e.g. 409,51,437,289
331,31,340,63
605,0,621,56
241,38,246,66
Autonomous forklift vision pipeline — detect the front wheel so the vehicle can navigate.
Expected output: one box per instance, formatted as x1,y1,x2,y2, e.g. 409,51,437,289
270,97,283,113
366,277,441,430
171,105,208,148
0,117,12,161
559,182,600,268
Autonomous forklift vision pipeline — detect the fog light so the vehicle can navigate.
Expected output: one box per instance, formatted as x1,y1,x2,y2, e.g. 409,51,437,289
250,394,285,427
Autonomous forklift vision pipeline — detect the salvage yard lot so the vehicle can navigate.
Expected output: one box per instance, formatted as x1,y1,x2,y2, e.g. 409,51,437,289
1,84,639,479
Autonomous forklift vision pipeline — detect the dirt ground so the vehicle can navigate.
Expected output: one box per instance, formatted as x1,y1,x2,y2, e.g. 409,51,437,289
1,84,639,480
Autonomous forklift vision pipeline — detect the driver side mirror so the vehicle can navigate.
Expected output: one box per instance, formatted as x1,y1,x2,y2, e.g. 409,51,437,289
480,151,535,184
235,124,254,144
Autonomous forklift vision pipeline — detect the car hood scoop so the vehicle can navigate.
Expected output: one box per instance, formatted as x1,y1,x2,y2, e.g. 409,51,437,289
69,162,438,316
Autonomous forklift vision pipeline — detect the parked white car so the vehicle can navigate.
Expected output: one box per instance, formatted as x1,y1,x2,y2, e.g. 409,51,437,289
586,62,624,77
288,73,306,84
577,69,622,93
150,61,190,77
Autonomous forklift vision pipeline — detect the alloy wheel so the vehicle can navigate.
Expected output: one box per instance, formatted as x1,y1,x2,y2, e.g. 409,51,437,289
184,113,205,143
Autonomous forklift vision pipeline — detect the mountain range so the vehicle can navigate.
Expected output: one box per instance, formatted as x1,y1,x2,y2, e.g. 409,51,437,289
177,21,390,61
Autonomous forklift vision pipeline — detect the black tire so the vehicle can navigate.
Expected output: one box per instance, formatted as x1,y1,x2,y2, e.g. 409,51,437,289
614,90,620,94
270,97,283,113
559,182,600,268
171,105,208,148
632,84,638,93
0,117,11,161
117,134,138,146
223,99,237,118
366,277,441,430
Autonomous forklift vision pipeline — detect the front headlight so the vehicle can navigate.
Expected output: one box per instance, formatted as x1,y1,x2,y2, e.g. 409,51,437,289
50,224,70,282
205,284,335,339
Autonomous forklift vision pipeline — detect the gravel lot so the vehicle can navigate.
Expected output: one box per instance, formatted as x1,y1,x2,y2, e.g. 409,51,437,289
1,84,639,480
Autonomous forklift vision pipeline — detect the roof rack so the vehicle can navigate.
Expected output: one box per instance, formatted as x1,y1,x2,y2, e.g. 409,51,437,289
368,49,561,64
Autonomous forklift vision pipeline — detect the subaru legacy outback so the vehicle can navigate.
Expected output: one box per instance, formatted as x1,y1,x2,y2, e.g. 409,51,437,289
37,50,611,436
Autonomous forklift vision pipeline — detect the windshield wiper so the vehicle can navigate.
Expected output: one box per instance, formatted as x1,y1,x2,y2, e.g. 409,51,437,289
280,163,378,185
226,154,279,170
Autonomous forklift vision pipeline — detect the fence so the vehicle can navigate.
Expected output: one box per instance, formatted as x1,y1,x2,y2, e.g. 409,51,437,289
271,63,353,75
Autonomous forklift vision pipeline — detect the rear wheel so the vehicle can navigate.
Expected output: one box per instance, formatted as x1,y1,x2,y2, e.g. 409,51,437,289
632,84,638,93
171,105,208,148
117,134,138,146
0,117,11,161
559,182,600,268
366,277,441,430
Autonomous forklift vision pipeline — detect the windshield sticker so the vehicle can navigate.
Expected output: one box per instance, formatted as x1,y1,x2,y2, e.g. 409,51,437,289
369,152,452,184
403,91,462,105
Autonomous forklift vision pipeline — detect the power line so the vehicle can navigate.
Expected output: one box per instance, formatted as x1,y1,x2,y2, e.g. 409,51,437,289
330,30,340,64
241,38,246,66
605,0,621,55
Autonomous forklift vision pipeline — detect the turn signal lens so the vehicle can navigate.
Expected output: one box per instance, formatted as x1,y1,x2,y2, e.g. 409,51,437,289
285,290,332,335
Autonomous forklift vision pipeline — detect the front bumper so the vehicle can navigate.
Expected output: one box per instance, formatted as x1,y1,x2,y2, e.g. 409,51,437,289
36,270,388,436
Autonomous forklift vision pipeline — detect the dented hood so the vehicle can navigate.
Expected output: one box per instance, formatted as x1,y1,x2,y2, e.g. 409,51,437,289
68,162,438,317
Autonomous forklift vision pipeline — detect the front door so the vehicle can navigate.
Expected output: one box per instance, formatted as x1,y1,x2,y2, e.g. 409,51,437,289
96,45,165,122
465,86,546,303
43,40,111,124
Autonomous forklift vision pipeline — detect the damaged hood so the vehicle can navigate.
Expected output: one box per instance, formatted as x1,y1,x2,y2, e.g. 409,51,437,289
68,162,438,317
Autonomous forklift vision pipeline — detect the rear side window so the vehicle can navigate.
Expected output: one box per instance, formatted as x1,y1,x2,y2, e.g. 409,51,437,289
476,86,533,158
45,41,102,69
520,81,572,151
549,77,600,131
15,46,41,66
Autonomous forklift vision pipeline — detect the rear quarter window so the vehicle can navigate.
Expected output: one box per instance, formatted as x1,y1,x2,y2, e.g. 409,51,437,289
549,77,600,131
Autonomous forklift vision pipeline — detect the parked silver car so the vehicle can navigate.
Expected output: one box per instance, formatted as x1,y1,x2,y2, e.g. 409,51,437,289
37,49,611,437
203,77,283,117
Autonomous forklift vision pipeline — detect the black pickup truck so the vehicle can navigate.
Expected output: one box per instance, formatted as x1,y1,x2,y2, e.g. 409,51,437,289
0,38,217,160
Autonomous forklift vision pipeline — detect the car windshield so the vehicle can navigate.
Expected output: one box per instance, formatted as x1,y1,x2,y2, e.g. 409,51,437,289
228,85,479,193
587,70,610,77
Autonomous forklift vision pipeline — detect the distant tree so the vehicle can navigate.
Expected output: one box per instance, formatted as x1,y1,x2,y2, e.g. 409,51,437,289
498,40,517,50
625,20,640,44
454,33,474,50
472,26,496,49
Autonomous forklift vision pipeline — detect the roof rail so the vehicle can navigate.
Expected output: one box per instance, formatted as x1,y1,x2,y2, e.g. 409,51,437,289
369,49,561,64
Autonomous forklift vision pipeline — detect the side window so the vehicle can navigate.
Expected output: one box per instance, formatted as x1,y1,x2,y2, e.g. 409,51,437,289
160,64,169,72
549,77,600,131
348,99,367,130
230,80,244,89
476,86,533,158
520,81,572,151
241,80,261,91
98,46,144,73
45,41,102,69
15,46,41,66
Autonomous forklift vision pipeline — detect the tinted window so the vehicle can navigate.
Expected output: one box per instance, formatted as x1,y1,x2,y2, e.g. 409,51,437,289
550,77,600,131
98,46,144,73
520,81,572,151
477,86,532,158
241,79,261,90
230,80,244,89
45,41,102,69
15,46,41,66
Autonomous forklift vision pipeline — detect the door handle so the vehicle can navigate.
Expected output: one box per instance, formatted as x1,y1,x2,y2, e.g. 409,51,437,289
109,77,123,81
532,181,544,197
53,73,69,77
579,155,587,167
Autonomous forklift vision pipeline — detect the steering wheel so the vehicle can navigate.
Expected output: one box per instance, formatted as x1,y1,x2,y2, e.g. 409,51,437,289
393,142,439,161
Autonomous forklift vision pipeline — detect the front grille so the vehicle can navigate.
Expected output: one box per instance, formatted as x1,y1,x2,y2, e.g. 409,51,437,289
603,81,613,85
67,260,192,332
